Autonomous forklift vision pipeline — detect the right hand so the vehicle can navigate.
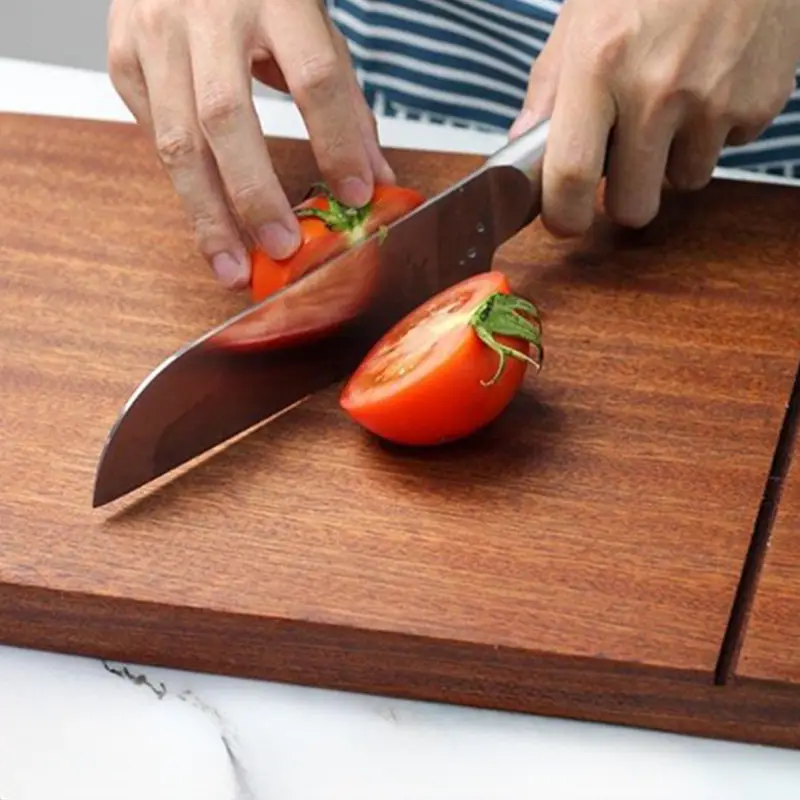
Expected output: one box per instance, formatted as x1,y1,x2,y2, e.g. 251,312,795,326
107,0,395,289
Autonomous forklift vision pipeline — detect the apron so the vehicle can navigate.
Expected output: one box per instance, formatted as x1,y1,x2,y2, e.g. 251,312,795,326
327,0,800,178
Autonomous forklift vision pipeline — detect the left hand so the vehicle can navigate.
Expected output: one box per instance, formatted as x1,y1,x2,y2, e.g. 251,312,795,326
511,0,800,238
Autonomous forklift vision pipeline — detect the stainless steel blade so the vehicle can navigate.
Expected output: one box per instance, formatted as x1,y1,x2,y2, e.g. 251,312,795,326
92,119,550,507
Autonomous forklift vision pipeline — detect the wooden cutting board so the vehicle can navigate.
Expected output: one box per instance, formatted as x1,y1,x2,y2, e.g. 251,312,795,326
733,394,800,704
2,112,800,748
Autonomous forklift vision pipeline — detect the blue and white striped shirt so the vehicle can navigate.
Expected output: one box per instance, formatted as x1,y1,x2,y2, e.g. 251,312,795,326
328,0,800,179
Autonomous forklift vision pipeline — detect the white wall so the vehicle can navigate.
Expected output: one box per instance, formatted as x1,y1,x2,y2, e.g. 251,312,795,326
0,0,111,71
0,0,276,98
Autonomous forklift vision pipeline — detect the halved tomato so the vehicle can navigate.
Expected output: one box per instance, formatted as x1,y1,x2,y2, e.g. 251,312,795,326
339,271,544,446
249,183,426,302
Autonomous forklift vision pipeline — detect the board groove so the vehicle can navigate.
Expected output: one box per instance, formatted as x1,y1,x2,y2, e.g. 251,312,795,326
715,358,800,684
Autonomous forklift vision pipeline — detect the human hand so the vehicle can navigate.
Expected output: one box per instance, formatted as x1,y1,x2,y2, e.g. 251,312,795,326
511,0,800,237
107,0,394,289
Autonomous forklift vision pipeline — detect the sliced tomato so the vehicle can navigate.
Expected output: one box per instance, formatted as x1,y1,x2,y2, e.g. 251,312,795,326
249,183,426,302
207,236,382,353
339,271,544,446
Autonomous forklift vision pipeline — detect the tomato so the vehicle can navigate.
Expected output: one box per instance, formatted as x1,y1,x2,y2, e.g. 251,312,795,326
206,236,382,353
339,271,544,446
249,183,426,302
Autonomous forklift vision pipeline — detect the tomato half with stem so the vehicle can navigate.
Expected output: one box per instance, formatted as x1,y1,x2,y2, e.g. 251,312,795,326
339,271,544,446
249,182,426,302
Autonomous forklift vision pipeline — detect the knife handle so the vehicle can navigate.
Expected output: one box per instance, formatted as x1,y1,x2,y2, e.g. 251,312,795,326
484,118,550,181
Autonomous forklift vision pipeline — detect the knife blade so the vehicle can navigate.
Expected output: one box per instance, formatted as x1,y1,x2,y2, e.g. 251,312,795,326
92,118,551,507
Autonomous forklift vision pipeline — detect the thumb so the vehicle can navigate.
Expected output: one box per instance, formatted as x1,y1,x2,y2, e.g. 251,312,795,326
508,9,571,139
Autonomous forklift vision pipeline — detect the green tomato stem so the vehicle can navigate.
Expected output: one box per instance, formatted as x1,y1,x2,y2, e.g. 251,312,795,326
468,292,544,387
294,182,371,233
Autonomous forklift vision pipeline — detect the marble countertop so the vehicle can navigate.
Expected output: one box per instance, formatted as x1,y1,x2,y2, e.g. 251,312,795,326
2,56,800,800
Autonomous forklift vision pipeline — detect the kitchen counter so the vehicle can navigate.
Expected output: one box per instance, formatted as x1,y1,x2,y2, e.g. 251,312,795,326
2,56,800,800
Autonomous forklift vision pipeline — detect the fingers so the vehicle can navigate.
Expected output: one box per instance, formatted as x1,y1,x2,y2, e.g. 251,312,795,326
351,84,397,187
108,0,396,292
252,25,395,185
509,4,571,139
509,52,559,140
332,29,396,185
666,117,730,191
541,56,616,237
133,13,254,289
187,17,301,263
604,100,681,227
267,0,377,206
107,0,152,129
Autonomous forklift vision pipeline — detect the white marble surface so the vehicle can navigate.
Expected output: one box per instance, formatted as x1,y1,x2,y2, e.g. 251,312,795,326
2,56,800,800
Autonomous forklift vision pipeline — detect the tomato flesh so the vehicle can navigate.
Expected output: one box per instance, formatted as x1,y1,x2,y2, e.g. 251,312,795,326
340,271,540,446
250,184,425,302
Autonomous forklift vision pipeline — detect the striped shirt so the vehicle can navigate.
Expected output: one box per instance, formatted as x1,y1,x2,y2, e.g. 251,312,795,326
328,0,800,179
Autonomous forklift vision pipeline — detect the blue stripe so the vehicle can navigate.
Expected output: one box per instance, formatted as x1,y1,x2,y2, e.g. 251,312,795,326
391,0,554,42
781,94,800,115
334,1,538,70
460,0,562,23
747,120,800,142
364,84,514,129
338,19,533,91
719,146,800,168
389,0,552,52
350,54,525,111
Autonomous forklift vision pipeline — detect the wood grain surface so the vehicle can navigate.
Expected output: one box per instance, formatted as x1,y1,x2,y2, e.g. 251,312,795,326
736,400,800,688
2,112,800,747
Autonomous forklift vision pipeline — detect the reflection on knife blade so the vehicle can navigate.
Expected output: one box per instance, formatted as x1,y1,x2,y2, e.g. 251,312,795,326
206,234,383,353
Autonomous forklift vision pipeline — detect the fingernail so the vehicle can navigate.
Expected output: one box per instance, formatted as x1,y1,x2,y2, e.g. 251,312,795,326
257,220,300,260
211,250,250,289
336,176,372,207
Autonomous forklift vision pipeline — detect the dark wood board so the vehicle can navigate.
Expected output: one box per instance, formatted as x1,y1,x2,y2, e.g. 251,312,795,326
2,112,800,748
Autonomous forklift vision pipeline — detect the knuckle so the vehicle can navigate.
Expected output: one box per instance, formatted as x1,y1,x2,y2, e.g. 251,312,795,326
637,65,682,108
582,25,630,77
228,181,269,218
192,214,234,254
689,80,735,122
289,50,340,101
197,87,246,133
107,40,139,85
131,0,173,34
155,128,201,167
315,127,351,170
703,93,734,125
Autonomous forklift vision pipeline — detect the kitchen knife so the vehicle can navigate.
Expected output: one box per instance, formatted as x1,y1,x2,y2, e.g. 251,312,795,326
92,118,551,508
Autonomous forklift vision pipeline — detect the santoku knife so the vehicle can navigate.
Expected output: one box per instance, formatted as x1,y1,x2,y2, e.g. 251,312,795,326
92,118,551,508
